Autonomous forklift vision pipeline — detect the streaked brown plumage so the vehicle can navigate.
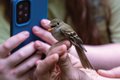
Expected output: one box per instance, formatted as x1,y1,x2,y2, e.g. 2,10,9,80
48,18,93,69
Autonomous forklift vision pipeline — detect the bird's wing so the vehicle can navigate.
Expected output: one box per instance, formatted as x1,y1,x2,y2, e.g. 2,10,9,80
60,26,93,69
60,26,85,51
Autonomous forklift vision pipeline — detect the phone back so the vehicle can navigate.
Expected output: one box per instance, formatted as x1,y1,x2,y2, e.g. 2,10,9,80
11,0,48,51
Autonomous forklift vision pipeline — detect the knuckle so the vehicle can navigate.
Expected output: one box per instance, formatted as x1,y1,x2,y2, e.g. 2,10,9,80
2,43,10,51
10,70,17,76
15,35,24,42
0,60,7,73
51,55,58,61
0,66,5,73
16,51,25,59
61,45,67,52
44,32,50,37
26,63,33,69
44,59,49,65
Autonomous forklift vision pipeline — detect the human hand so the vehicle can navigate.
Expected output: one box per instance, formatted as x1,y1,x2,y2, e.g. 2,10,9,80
33,35,120,80
34,40,90,80
32,19,80,60
0,31,40,80
98,66,120,78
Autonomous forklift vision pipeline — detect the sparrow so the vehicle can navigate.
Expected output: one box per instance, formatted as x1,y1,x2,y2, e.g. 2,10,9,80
48,18,93,69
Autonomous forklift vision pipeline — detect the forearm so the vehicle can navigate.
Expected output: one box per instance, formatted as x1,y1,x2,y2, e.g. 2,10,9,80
84,43,120,69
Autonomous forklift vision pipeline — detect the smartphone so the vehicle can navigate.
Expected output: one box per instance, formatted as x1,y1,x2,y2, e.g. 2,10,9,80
10,0,48,51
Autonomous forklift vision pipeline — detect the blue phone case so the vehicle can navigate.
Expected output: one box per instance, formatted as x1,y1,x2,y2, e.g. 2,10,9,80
11,0,48,51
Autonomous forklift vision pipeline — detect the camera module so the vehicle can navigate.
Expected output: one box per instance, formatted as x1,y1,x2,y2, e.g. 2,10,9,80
16,1,30,24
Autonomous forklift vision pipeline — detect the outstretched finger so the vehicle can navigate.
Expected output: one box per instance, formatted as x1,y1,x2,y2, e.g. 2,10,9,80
40,19,51,29
6,42,35,67
32,26,57,45
0,31,29,58
34,40,50,55
11,54,41,77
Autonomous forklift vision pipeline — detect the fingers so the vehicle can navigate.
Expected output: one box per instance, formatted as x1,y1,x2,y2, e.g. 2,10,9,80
59,53,74,74
32,26,57,45
48,44,67,56
0,31,29,58
98,67,120,78
34,40,50,54
6,42,35,67
47,40,70,56
61,40,71,49
35,40,68,56
58,52,81,80
51,40,71,50
40,19,51,29
11,54,41,77
35,54,59,75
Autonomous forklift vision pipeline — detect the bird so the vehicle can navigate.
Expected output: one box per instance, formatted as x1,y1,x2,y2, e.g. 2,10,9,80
48,18,93,69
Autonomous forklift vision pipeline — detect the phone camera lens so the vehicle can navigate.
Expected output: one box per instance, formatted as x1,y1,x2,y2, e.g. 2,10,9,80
19,4,23,9
24,7,28,10
24,13,28,17
18,11,23,15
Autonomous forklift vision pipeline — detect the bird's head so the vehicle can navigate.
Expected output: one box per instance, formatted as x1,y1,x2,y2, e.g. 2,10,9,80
48,18,63,32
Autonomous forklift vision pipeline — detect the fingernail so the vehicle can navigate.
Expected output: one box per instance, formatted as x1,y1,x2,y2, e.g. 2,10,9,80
22,31,29,37
63,40,71,48
42,19,50,26
33,26,40,32
36,40,41,45
61,45,67,52
35,40,42,48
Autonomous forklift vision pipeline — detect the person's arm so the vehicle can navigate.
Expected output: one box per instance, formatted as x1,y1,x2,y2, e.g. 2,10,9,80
84,0,120,70
84,44,120,69
91,0,120,78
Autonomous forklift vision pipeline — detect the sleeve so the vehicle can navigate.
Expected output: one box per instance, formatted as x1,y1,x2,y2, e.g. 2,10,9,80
108,0,120,43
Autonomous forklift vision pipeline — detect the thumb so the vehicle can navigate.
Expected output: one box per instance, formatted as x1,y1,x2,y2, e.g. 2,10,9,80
98,67,120,78
59,53,74,74
59,53,89,80
58,52,79,80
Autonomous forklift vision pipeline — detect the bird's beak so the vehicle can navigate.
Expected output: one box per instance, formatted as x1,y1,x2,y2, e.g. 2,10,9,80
48,28,53,32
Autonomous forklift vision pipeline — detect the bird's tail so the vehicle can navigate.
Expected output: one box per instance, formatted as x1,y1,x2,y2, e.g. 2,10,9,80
75,45,93,69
